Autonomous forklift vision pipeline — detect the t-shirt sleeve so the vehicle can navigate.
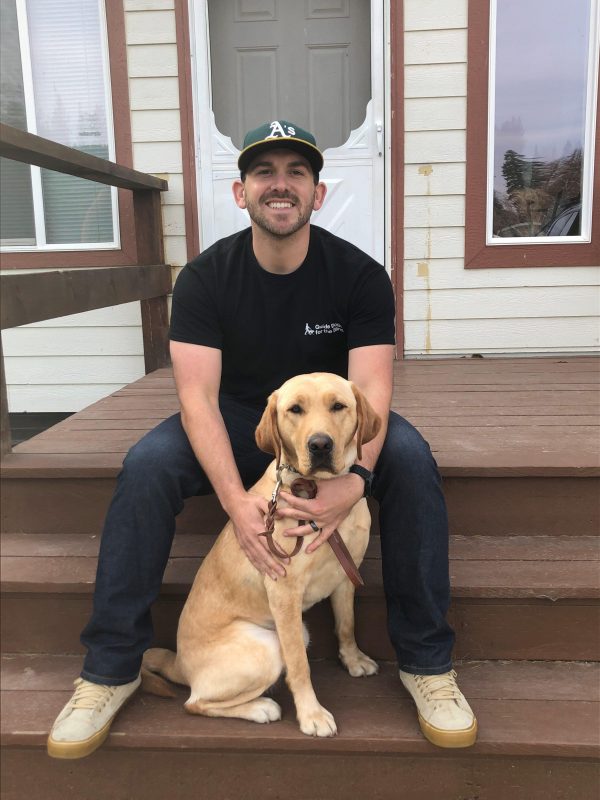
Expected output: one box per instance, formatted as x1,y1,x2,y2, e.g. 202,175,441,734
169,261,223,348
346,266,396,350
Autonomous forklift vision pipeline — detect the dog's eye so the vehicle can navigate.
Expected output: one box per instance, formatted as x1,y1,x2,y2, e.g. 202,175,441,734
289,404,303,414
331,402,346,412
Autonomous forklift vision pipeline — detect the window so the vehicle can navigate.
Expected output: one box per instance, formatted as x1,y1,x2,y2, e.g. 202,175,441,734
466,0,600,267
0,0,119,251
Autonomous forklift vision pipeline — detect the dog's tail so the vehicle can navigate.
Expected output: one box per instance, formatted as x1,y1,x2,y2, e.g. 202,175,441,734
141,647,186,698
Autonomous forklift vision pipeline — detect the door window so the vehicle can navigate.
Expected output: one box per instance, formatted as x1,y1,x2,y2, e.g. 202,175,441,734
207,0,371,152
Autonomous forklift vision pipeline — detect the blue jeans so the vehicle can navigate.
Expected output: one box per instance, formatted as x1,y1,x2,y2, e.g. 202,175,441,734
80,395,454,685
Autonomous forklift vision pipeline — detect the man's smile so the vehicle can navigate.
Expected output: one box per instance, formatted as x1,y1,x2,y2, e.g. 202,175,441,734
266,200,294,209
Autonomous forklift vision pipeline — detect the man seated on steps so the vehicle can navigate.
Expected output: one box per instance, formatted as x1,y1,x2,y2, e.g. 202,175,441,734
47,120,477,759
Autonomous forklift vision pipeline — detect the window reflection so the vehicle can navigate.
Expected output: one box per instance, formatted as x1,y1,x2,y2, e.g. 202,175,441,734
492,0,592,238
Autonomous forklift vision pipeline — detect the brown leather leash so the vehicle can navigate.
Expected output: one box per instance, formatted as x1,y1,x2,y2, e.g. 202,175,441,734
258,470,364,588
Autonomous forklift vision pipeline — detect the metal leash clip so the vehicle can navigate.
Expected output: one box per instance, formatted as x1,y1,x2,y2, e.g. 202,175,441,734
271,472,283,505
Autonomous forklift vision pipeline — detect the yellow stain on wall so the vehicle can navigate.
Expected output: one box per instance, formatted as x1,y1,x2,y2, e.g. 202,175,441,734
417,256,432,354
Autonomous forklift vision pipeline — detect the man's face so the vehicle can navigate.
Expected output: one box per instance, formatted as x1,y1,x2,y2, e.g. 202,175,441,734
233,149,326,238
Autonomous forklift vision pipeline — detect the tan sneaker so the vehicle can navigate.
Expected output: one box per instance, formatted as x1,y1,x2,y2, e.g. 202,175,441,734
47,675,141,759
399,669,477,748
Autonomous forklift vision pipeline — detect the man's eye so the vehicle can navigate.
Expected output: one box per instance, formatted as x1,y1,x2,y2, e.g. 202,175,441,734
289,404,303,414
331,402,346,411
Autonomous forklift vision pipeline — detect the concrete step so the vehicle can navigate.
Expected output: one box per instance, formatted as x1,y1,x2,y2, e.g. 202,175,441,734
1,655,598,800
2,533,599,661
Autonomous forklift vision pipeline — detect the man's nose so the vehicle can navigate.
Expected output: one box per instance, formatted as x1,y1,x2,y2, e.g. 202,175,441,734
270,172,288,192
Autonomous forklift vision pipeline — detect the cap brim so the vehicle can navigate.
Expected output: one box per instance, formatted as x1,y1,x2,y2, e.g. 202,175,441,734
238,138,324,174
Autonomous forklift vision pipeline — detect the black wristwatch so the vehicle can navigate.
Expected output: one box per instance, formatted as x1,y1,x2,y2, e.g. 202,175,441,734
348,464,374,497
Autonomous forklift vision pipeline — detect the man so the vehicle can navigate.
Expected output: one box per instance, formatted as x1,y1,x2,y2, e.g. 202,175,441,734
47,121,477,759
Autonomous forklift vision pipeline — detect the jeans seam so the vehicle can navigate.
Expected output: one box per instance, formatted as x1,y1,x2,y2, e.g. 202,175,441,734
80,669,140,686
399,661,453,675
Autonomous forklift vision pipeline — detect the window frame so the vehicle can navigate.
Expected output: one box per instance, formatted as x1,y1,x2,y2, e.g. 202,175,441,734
0,0,137,269
465,0,600,268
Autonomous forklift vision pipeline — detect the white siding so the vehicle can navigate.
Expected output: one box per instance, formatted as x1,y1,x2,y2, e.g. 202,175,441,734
125,0,186,278
403,0,600,357
6,0,599,419
4,1,185,414
4,301,144,412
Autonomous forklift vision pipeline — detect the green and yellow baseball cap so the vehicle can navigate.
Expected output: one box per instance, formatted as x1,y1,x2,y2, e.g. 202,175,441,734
238,120,324,175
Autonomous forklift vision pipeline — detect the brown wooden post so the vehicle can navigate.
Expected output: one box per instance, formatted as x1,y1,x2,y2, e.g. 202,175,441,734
1,336,11,457
133,188,171,372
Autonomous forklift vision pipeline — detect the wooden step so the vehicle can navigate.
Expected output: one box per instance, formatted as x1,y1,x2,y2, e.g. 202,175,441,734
2,534,599,661
2,357,599,536
5,356,599,477
2,472,599,537
1,655,598,800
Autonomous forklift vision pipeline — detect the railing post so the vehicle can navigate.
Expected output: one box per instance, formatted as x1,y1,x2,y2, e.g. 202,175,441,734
1,336,12,456
133,188,171,372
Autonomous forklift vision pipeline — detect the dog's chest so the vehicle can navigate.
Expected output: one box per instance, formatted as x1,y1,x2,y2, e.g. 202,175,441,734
297,510,371,610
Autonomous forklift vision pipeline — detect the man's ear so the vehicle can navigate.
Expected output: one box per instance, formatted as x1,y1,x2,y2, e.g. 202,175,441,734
255,391,281,466
232,179,247,209
313,181,327,211
351,384,382,460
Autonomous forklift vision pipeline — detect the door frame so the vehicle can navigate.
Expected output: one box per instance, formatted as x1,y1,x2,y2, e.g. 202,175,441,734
187,0,403,353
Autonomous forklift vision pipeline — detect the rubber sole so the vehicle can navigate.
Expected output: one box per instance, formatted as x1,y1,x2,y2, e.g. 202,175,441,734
418,713,478,749
47,719,112,760
46,685,140,760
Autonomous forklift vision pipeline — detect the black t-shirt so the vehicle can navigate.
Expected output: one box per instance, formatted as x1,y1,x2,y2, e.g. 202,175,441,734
169,225,395,407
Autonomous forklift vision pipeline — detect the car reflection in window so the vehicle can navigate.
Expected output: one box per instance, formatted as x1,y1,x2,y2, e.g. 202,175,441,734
536,202,581,237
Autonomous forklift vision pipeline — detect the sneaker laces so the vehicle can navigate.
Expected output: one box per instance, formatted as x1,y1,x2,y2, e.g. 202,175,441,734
414,670,462,703
67,678,116,712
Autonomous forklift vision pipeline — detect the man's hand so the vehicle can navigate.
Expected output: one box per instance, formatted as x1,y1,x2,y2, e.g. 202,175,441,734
230,493,288,581
276,473,364,554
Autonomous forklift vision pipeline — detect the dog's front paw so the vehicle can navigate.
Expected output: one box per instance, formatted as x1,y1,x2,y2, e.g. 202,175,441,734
340,649,379,677
298,705,337,737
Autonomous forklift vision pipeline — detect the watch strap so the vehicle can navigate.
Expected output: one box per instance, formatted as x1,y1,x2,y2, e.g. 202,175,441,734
348,464,374,497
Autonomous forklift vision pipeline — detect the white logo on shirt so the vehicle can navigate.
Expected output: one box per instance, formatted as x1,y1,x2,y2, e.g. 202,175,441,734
304,322,344,336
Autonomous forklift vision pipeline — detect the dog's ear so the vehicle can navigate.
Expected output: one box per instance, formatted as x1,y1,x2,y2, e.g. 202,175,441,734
255,391,282,466
351,384,382,460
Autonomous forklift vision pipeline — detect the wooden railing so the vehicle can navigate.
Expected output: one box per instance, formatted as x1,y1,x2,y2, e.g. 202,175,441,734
0,123,173,456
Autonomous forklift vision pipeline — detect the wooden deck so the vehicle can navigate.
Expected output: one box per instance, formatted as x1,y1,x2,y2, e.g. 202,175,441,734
1,355,599,799
3,356,599,477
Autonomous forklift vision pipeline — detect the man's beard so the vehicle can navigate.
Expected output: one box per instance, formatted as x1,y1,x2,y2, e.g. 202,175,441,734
245,191,315,238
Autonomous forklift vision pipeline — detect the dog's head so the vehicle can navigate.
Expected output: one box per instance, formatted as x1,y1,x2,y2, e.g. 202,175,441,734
255,373,381,477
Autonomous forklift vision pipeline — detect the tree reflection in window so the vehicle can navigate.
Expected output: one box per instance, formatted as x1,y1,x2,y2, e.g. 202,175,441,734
494,147,582,237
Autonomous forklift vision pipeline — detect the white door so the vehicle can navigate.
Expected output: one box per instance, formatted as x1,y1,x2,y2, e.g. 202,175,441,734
190,0,385,263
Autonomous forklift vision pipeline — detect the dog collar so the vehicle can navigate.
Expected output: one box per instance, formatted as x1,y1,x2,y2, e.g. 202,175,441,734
277,462,300,476
272,463,301,503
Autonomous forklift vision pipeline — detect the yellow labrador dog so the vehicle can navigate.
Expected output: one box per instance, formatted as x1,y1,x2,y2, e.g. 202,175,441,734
143,372,381,737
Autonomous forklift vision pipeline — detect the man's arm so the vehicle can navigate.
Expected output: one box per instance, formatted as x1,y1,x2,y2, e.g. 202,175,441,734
348,343,394,471
277,344,394,552
171,340,286,579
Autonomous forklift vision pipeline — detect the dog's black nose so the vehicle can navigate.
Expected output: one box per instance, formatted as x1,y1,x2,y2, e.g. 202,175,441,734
308,434,333,455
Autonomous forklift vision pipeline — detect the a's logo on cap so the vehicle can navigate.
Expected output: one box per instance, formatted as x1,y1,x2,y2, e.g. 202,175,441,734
265,120,296,139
